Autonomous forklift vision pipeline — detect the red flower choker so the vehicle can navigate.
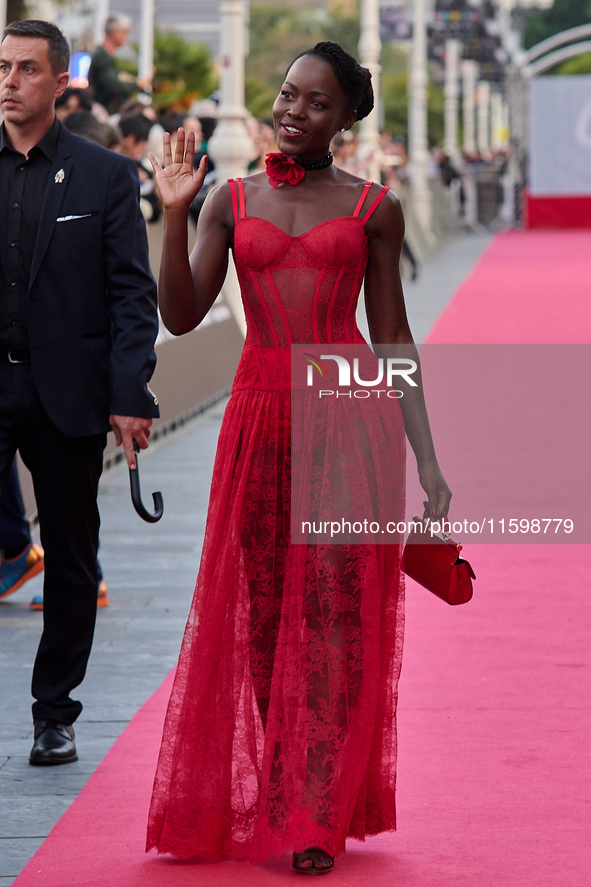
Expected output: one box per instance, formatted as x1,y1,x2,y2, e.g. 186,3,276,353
265,152,333,189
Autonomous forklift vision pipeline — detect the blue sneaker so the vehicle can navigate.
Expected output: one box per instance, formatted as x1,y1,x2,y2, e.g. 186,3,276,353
30,578,109,610
0,543,44,599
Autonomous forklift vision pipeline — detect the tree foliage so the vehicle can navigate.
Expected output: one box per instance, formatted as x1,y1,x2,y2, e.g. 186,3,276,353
245,75,277,122
7,0,69,21
4,6,214,111
382,71,408,138
117,30,215,111
382,71,445,147
246,4,444,145
151,30,215,110
555,50,591,73
245,1,361,118
523,0,591,50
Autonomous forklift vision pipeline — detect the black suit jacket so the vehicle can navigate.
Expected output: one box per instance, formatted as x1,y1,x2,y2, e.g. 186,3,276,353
27,124,159,437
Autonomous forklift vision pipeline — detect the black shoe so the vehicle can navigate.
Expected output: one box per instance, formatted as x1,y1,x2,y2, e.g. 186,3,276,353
29,720,78,766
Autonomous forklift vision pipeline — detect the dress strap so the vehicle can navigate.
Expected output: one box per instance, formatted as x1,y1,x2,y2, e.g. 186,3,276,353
360,184,390,224
352,182,372,218
228,177,246,224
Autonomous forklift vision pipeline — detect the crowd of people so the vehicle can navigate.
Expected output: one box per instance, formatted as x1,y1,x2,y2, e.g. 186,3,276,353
0,103,421,609
41,13,508,249
0,14,508,638
1,13,509,615
50,90,432,274
0,14,216,618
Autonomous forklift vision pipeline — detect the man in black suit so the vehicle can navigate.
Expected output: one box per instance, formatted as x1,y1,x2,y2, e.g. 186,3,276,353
0,20,159,765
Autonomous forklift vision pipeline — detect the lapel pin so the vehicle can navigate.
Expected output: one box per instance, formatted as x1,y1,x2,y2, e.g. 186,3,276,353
54,168,65,184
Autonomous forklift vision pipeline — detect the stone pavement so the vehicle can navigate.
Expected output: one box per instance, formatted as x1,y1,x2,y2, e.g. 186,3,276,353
0,231,492,885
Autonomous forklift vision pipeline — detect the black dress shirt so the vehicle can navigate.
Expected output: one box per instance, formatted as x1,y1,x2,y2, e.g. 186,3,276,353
0,117,59,349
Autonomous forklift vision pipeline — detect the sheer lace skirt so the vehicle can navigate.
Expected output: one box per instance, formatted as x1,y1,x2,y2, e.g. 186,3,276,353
146,374,405,862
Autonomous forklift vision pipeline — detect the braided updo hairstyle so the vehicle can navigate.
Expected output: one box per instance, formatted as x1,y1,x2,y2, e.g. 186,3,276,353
288,41,374,121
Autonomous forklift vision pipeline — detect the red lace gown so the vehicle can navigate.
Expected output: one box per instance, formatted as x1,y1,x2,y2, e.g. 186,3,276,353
146,178,406,862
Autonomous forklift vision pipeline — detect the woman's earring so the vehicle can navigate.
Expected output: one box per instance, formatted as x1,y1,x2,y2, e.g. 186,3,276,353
340,128,346,132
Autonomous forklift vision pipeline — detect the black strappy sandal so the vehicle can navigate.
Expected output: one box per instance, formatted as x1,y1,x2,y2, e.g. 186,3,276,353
292,847,335,876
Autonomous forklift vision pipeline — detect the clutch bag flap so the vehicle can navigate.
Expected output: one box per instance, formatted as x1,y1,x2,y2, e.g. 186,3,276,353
402,517,475,605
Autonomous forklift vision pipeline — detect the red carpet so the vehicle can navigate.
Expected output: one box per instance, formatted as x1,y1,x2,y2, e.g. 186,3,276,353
427,229,591,343
14,231,591,886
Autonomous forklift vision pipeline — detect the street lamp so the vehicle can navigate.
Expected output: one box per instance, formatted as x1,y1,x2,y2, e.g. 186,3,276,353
491,89,503,150
207,0,254,181
477,79,490,156
139,0,154,86
207,0,254,337
443,38,460,159
94,0,110,47
358,0,381,182
461,60,477,153
409,0,434,240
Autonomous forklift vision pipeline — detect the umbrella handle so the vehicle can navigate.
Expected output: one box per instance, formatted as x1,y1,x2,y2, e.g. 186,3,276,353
128,440,163,523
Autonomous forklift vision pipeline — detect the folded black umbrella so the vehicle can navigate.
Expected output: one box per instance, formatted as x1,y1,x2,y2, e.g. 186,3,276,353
128,440,163,523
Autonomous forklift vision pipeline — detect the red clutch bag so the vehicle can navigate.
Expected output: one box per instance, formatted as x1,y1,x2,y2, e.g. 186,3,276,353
402,516,475,605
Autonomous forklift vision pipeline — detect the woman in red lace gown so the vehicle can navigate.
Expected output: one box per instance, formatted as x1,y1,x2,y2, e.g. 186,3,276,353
146,42,451,875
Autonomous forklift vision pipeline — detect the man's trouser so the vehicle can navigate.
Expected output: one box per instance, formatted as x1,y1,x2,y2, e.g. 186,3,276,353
0,355,106,723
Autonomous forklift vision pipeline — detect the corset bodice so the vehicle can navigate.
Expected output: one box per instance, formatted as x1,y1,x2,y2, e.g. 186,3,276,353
233,215,369,348
228,177,389,390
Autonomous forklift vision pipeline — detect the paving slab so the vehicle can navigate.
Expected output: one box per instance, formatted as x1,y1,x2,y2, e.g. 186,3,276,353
0,842,45,879
0,405,224,882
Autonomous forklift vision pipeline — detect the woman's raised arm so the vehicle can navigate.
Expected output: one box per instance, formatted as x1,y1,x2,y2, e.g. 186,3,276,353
149,129,233,335
363,191,452,520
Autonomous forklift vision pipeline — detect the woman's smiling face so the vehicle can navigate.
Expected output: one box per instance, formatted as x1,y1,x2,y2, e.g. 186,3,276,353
272,54,357,160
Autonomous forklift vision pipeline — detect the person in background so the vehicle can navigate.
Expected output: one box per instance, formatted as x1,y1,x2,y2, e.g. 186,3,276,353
183,114,211,226
331,127,362,175
157,112,210,226
0,457,109,610
55,86,92,121
118,100,164,163
119,98,158,121
183,115,204,151
119,113,161,223
157,112,185,154
31,563,108,610
0,459,44,600
63,110,120,150
438,150,460,188
119,112,151,159
62,110,110,147
196,115,217,145
247,118,274,173
88,13,152,115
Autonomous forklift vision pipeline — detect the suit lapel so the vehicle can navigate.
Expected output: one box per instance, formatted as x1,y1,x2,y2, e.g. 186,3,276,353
29,127,74,289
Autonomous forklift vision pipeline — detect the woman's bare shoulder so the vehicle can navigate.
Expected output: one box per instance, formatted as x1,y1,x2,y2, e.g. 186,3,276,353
244,170,269,183
241,170,273,191
365,186,404,240
204,178,232,205
200,179,236,228
332,167,398,202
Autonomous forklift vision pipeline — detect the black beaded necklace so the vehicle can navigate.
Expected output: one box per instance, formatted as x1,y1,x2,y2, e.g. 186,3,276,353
287,152,333,171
